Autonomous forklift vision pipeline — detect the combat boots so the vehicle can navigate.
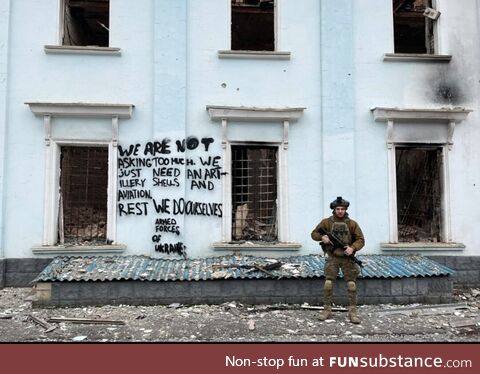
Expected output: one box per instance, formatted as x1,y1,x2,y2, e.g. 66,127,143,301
318,306,332,321
347,281,361,324
318,279,334,321
348,306,361,324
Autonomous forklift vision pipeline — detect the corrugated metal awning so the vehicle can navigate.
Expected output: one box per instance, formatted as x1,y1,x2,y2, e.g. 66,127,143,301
33,254,454,283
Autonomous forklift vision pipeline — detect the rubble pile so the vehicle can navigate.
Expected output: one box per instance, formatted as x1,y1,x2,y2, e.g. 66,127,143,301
0,288,478,342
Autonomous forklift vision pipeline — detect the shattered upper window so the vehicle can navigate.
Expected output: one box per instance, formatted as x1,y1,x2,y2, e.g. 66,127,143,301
231,146,278,242
393,0,436,54
396,146,443,242
231,0,275,51
59,146,109,245
62,0,110,47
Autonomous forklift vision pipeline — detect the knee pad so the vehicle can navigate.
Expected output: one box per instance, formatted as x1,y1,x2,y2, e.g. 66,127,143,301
324,279,333,291
347,281,356,292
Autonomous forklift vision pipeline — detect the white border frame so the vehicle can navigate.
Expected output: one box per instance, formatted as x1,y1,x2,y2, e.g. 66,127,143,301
227,141,286,243
44,139,117,246
388,143,450,243
26,102,133,246
372,106,471,244
207,105,305,244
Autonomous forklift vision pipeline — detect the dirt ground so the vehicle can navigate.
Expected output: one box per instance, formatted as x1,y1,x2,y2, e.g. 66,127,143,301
0,287,479,342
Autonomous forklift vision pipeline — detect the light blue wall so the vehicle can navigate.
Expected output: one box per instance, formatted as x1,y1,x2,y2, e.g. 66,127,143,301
3,0,154,257
0,0,11,258
2,0,480,259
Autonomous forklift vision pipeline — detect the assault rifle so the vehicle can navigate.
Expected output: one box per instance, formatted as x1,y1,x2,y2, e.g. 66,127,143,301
317,227,363,267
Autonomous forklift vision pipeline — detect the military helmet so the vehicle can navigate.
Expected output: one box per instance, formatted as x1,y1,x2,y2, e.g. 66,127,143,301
330,196,350,210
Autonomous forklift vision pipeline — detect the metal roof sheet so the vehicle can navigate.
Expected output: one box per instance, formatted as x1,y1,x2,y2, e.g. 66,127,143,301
33,254,454,283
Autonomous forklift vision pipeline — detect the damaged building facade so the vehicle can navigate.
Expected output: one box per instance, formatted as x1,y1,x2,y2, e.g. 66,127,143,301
0,0,480,294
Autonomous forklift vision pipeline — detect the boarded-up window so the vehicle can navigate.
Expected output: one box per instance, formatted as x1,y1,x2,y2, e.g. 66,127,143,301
63,0,110,47
231,0,275,51
231,146,277,242
396,147,443,242
59,146,108,244
393,0,435,54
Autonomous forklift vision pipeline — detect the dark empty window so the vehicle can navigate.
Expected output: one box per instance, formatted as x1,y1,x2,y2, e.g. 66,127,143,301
396,146,443,242
59,146,108,244
232,146,277,242
231,0,275,51
393,0,435,54
63,0,110,47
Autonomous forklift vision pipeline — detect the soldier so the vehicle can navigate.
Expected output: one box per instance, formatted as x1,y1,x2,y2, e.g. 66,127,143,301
311,196,365,324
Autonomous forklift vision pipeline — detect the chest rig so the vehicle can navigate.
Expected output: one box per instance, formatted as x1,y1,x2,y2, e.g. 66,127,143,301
330,217,352,246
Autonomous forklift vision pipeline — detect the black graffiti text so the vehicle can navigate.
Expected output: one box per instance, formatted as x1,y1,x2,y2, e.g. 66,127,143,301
118,168,142,178
173,198,222,217
155,242,186,256
175,137,214,153
118,189,152,201
153,178,180,187
118,202,148,216
152,167,181,178
155,217,180,236
152,198,171,214
144,139,171,156
119,179,146,188
118,143,141,157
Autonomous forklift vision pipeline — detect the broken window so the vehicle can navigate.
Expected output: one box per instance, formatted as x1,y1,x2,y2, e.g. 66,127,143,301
59,146,108,244
231,0,275,51
393,0,437,54
62,0,110,47
231,146,278,242
396,146,443,242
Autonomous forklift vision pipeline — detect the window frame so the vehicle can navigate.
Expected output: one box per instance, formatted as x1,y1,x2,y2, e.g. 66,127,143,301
46,140,116,246
386,0,452,62
220,0,291,59
229,141,281,243
47,0,120,55
231,0,277,52
59,0,110,47
206,105,305,249
392,143,448,243
26,102,134,249
372,107,471,247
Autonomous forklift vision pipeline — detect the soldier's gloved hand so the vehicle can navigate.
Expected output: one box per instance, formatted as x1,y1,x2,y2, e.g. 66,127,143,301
321,235,331,245
344,246,355,256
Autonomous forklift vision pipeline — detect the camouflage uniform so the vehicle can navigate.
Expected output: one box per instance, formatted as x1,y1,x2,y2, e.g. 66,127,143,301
311,204,365,324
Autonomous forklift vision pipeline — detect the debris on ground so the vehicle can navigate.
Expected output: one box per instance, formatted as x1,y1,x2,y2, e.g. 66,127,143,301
47,317,125,325
0,287,478,342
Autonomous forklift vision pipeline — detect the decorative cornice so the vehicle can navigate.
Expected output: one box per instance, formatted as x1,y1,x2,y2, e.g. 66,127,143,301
206,105,305,122
44,45,121,56
218,50,291,60
371,107,471,123
383,53,452,62
25,102,134,119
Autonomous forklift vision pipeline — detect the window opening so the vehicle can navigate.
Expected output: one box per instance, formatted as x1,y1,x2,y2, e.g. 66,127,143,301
59,146,109,245
231,146,277,242
63,0,110,47
396,146,443,242
393,0,436,54
231,0,275,51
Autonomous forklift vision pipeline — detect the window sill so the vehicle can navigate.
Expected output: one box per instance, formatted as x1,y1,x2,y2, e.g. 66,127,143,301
32,244,126,255
381,242,465,251
44,45,122,56
383,53,452,62
218,50,291,60
212,242,301,251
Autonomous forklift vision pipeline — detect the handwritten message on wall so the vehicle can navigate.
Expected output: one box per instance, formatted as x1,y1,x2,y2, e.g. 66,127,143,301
117,137,222,256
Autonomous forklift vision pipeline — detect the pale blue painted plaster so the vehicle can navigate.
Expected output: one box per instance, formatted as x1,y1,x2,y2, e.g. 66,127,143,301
0,0,11,258
320,0,356,218
1,0,480,259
